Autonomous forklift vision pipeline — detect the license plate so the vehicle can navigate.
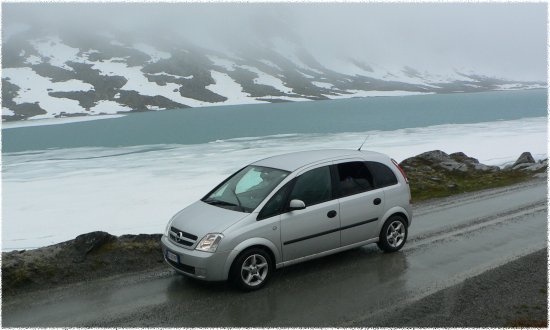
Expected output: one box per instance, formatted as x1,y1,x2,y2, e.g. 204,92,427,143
166,250,179,263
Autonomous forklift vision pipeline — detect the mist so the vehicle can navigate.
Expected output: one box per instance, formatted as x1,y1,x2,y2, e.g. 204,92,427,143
3,2,547,81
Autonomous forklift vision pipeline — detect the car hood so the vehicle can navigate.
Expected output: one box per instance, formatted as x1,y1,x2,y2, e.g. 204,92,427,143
169,200,249,242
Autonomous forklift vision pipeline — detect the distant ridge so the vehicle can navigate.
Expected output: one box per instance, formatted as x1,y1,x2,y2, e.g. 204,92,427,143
2,30,545,121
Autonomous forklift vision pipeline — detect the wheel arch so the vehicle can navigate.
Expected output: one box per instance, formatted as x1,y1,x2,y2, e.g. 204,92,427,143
377,206,410,233
223,237,280,279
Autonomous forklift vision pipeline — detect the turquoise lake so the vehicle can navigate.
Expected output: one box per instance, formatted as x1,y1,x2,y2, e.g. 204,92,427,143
2,89,547,153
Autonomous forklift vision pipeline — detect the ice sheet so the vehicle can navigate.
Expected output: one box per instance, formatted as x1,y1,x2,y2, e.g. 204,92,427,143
1,114,127,129
327,90,434,98
2,117,546,251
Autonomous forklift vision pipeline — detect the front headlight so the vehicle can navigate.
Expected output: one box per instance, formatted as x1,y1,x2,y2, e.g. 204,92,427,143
195,233,224,253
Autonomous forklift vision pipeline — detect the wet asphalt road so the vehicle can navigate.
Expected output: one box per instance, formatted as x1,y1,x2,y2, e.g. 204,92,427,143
2,179,547,327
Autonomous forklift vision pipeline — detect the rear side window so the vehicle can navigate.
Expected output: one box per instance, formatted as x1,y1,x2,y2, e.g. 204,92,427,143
288,166,332,206
335,161,374,197
366,161,398,188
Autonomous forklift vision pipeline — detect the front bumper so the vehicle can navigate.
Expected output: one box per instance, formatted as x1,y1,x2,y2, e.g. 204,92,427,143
160,235,231,281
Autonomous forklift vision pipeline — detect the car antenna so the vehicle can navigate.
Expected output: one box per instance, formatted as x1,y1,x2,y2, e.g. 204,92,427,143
357,135,370,151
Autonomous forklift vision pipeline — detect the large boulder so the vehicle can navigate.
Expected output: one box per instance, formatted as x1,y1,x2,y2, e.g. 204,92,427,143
513,152,535,167
403,150,499,173
508,152,547,172
411,150,468,172
450,152,499,172
72,231,116,263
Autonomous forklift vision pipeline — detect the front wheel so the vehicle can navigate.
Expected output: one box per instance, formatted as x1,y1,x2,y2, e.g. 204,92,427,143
377,215,408,252
230,248,272,291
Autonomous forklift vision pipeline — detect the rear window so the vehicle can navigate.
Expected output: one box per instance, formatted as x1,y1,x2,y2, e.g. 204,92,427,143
366,161,398,188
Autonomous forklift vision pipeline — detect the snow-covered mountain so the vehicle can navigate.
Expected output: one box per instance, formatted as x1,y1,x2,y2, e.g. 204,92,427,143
2,29,545,121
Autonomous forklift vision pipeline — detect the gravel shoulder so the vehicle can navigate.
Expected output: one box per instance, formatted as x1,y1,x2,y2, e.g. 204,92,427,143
353,249,548,327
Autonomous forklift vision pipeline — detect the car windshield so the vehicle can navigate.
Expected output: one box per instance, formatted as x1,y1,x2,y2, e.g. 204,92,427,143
203,165,290,213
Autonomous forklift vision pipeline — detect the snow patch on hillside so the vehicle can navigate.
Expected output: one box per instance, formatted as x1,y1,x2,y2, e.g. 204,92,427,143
259,59,281,71
89,59,204,107
147,72,193,80
261,95,313,102
3,67,94,117
3,107,15,116
312,81,335,89
31,36,80,71
298,71,315,79
133,43,171,62
207,55,237,71
206,71,267,105
241,65,294,94
24,55,42,65
89,100,132,115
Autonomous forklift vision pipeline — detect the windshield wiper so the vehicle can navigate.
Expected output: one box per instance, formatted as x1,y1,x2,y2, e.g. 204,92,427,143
204,199,239,207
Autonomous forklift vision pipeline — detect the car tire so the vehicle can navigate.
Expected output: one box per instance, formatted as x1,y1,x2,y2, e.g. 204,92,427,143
230,247,273,291
377,215,408,253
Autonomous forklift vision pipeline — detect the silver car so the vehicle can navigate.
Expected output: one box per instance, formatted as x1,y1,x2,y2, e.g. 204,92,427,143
161,149,412,290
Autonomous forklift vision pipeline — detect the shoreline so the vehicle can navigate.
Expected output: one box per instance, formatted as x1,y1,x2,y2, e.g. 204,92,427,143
3,88,545,125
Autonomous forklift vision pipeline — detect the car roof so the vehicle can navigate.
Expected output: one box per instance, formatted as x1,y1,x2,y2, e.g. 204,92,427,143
251,149,388,172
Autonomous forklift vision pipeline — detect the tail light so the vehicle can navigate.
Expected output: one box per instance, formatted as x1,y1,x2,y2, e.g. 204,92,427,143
391,158,409,184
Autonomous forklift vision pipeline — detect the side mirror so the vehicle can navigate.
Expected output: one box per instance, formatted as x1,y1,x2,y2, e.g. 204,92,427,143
289,199,306,211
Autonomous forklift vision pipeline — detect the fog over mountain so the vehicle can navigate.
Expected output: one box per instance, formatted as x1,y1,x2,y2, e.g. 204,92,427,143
2,3,547,120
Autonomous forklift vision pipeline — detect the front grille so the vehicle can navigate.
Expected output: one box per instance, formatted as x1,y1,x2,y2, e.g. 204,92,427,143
166,258,195,274
169,226,198,247
170,233,193,246
170,227,197,240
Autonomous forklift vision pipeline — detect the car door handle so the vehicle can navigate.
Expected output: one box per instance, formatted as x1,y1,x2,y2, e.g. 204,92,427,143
327,210,337,218
373,198,382,205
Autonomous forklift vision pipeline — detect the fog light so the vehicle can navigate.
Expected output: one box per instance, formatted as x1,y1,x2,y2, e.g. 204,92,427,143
195,268,207,278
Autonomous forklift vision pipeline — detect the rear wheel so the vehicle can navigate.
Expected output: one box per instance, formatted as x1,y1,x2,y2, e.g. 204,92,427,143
230,248,272,291
377,215,408,252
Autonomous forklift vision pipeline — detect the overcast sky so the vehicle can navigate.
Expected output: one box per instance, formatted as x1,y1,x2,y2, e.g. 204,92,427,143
3,3,547,81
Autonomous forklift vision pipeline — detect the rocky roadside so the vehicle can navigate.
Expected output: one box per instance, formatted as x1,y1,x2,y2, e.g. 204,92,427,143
402,150,547,201
2,232,166,296
352,249,548,327
2,150,547,297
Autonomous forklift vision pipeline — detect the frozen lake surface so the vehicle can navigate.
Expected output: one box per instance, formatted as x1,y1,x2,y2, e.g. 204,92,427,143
2,116,547,250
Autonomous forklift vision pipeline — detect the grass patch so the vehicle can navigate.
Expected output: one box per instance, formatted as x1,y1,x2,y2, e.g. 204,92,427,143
408,170,533,203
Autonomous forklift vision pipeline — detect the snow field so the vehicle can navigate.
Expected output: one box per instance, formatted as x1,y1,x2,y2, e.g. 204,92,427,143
2,116,546,250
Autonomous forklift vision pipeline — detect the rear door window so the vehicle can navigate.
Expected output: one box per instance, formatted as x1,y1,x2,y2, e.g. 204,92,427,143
335,161,374,197
366,161,398,188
